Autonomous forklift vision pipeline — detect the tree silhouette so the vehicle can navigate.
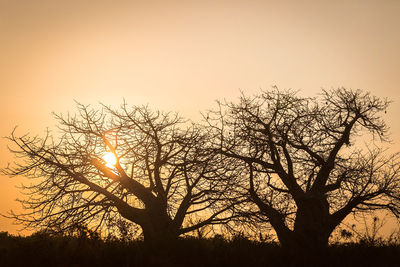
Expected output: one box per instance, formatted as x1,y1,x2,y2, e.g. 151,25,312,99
3,103,233,243
205,88,400,254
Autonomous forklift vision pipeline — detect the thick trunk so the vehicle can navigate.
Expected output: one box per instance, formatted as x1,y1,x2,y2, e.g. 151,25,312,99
120,201,180,244
277,195,333,262
293,196,330,248
141,205,179,245
279,228,331,266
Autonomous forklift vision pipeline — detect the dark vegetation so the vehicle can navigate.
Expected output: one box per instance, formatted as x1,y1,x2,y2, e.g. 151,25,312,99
1,230,399,267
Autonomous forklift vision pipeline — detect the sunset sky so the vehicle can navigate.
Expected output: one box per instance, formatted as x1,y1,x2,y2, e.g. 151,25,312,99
1,0,400,234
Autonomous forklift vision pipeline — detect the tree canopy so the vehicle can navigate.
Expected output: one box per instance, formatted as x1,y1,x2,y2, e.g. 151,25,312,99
3,88,400,250
205,88,400,251
3,103,233,242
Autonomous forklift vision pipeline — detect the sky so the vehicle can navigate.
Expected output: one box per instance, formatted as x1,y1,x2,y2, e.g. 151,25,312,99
1,0,399,234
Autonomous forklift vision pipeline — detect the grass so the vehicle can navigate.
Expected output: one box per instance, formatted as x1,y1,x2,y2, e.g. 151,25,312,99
0,231,399,267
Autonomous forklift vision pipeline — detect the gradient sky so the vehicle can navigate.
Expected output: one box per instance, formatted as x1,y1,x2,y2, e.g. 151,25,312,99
1,0,399,234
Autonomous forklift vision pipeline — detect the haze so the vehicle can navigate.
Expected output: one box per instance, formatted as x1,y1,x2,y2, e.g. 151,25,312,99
1,0,399,234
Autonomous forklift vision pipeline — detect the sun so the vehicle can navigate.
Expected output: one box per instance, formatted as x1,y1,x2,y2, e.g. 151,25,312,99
102,152,117,168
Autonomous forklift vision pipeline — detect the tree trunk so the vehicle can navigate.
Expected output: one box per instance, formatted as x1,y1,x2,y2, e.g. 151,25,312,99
140,206,179,245
279,228,331,266
277,195,333,263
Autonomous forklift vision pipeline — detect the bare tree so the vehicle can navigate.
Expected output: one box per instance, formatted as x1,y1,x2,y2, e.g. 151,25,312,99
3,103,233,243
206,88,400,253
